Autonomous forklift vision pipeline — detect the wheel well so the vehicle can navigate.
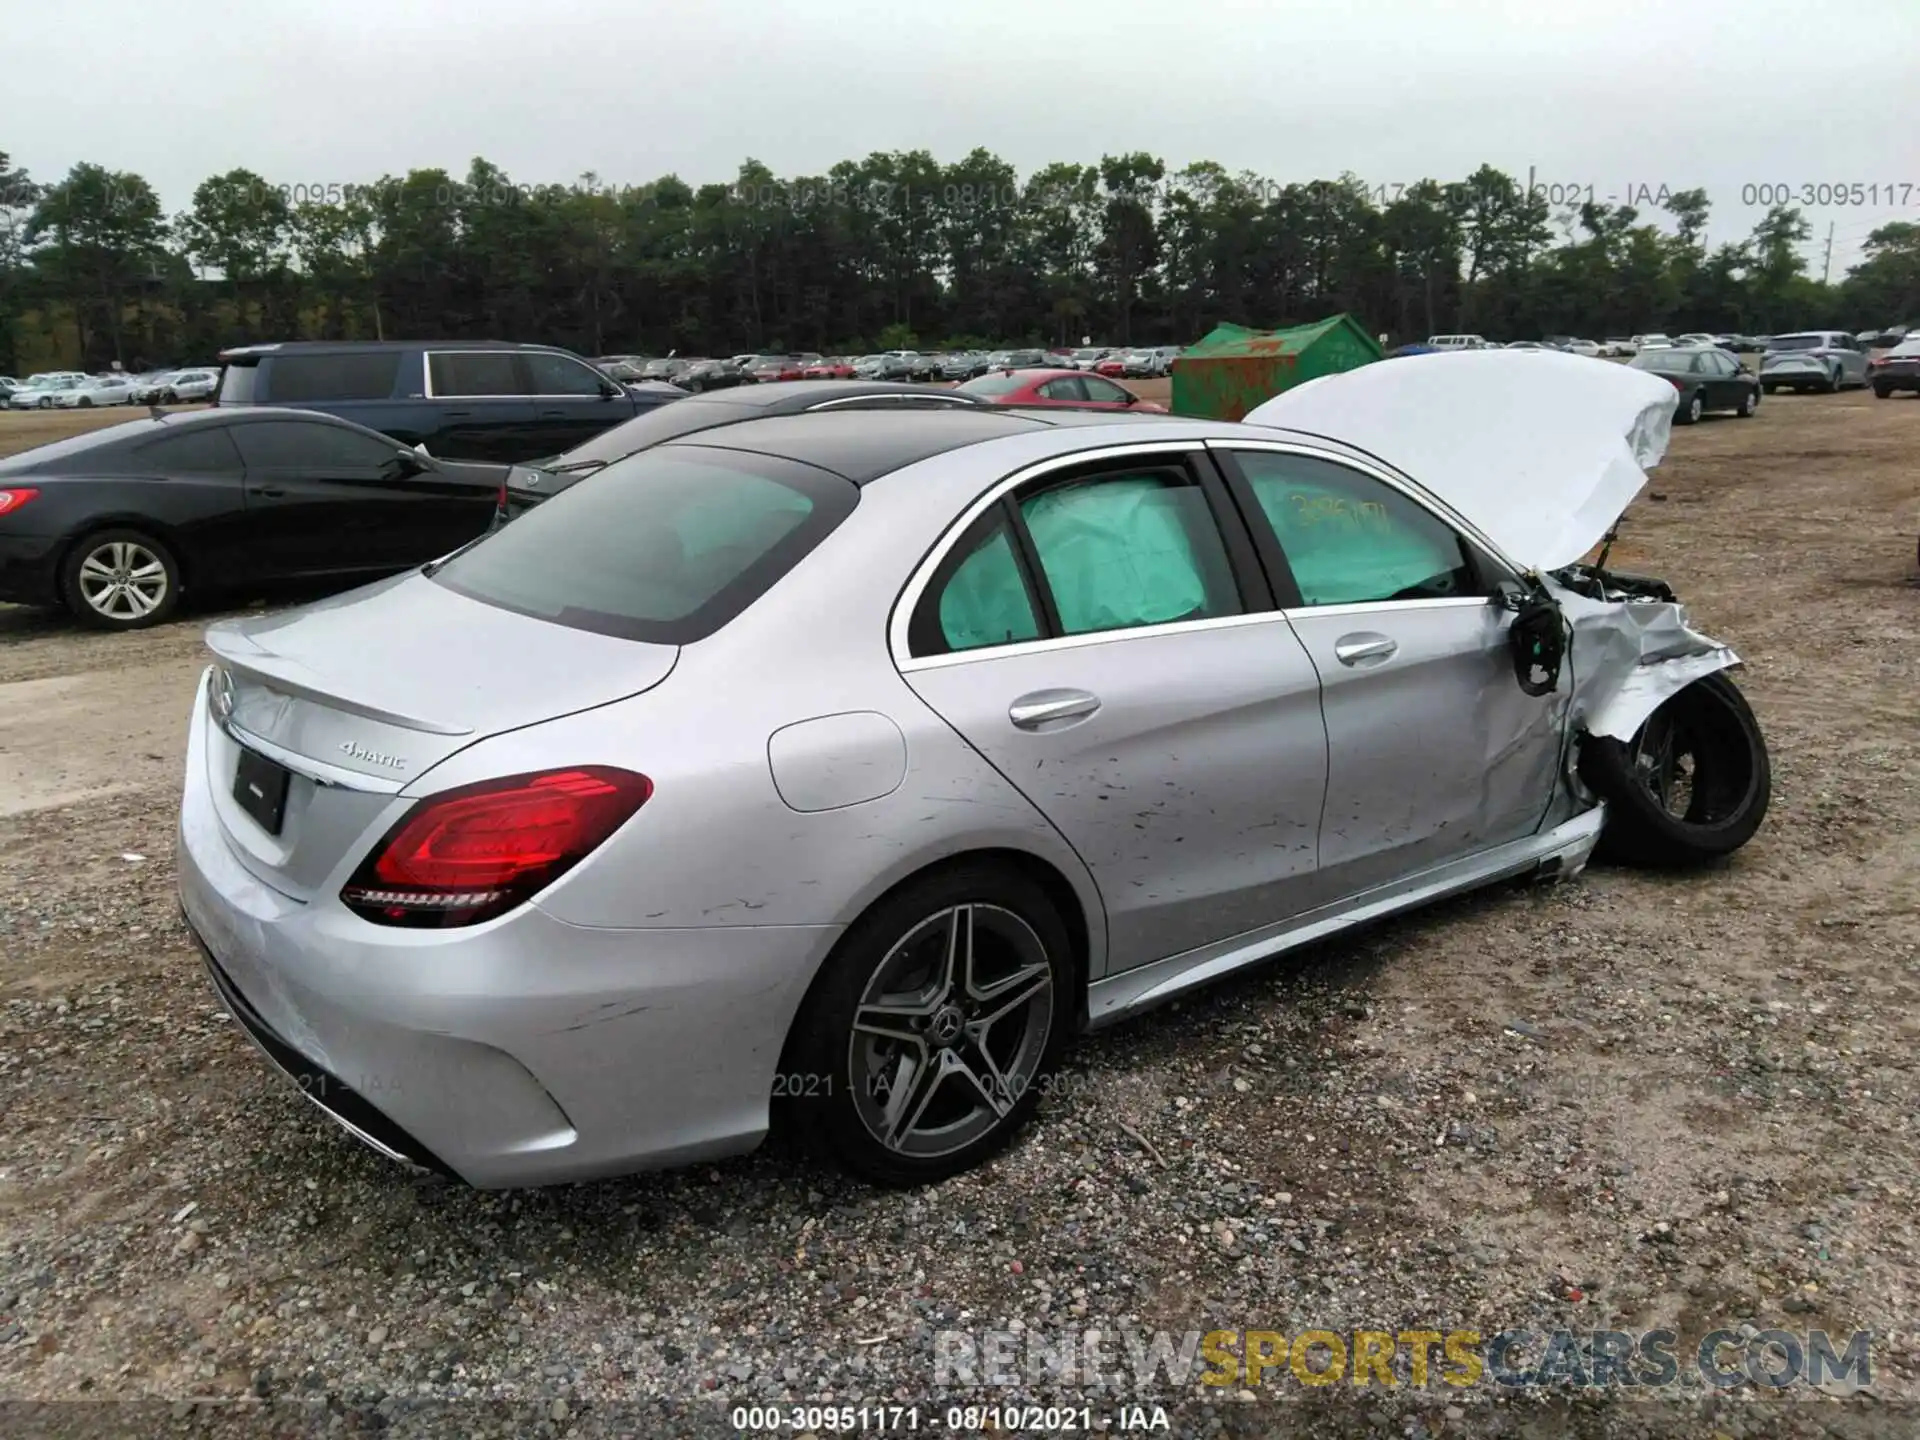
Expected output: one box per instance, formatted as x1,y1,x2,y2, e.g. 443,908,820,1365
56,520,193,594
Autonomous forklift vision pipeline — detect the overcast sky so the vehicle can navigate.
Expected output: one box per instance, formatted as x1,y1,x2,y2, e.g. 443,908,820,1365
5,0,1914,273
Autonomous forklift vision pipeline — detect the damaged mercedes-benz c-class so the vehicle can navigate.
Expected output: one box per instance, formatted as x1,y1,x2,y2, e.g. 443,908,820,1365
178,351,1767,1189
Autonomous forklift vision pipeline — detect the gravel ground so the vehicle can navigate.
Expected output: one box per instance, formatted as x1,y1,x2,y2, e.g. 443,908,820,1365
0,390,1916,1438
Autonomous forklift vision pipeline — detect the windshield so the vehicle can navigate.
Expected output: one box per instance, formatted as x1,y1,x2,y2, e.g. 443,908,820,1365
1887,339,1920,357
957,373,1025,396
431,446,858,643
1765,335,1825,352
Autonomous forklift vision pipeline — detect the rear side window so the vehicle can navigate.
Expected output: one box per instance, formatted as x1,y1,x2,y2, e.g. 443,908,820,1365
132,427,244,473
429,352,521,397
431,446,858,642
919,510,1043,654
267,352,402,402
1019,469,1239,636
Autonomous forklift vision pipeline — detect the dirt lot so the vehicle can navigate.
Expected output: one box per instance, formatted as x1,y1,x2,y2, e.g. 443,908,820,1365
0,390,1916,1437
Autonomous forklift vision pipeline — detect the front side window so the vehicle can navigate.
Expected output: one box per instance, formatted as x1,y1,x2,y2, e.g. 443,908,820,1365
1037,377,1085,401
1233,451,1479,607
1082,376,1132,403
231,420,400,470
428,351,521,397
524,352,608,396
1018,468,1239,636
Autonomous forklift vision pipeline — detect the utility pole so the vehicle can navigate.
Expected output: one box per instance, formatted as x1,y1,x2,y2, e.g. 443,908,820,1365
1821,221,1835,285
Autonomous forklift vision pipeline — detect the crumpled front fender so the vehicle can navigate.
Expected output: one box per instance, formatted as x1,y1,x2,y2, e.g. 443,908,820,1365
1547,577,1742,742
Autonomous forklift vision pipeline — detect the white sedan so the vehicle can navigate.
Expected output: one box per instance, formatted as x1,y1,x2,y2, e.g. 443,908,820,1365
54,375,139,408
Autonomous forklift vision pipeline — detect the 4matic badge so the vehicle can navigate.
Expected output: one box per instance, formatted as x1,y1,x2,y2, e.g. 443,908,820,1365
339,741,408,772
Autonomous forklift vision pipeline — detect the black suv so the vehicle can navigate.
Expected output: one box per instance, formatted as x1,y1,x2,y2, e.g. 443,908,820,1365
215,341,684,463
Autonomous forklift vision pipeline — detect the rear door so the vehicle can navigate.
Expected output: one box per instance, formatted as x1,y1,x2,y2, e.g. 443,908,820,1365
423,351,539,461
897,444,1329,975
1703,349,1746,407
1214,442,1566,902
521,350,631,453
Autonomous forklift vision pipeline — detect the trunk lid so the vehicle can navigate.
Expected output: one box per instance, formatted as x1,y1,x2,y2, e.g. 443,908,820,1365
202,570,677,900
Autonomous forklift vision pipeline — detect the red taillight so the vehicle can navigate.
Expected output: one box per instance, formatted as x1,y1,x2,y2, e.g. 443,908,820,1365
341,766,652,928
0,487,40,517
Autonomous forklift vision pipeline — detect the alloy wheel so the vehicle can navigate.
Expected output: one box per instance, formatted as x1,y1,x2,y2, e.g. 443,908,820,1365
76,540,169,621
847,904,1055,1159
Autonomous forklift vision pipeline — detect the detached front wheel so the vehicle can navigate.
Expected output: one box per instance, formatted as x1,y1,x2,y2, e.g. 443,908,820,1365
1579,672,1771,868
783,865,1071,1185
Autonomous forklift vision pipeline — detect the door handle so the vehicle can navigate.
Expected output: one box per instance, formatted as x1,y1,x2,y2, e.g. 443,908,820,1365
539,408,567,418
1008,689,1101,730
1333,633,1398,666
249,486,287,498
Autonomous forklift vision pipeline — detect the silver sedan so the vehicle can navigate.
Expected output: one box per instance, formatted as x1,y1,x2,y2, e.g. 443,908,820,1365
178,354,1770,1189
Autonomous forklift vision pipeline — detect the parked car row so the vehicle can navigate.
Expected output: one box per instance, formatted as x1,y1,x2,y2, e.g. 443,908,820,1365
5,367,221,410
0,370,1172,632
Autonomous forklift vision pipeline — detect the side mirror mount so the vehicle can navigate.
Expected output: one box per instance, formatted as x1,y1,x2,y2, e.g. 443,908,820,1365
1119,390,1137,406
393,446,431,475
598,380,622,399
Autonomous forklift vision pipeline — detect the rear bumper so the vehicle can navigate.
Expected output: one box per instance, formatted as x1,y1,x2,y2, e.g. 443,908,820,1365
176,673,842,1188
1870,367,1920,390
0,533,63,607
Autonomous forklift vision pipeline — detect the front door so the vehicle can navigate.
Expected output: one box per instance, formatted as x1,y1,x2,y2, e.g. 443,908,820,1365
898,448,1329,975
522,350,630,453
1216,444,1567,902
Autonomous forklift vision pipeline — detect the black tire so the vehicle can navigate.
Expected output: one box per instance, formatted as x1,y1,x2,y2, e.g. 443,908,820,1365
1578,672,1770,868
1874,384,1892,399
59,528,182,630
77,396,93,409
1822,368,1839,393
782,862,1073,1186
1678,390,1703,424
1735,388,1757,417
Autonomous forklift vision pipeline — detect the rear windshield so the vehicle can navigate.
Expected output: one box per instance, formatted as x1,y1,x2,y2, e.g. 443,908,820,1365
217,362,258,404
430,445,858,643
957,373,1026,396
549,398,759,469
1765,335,1824,352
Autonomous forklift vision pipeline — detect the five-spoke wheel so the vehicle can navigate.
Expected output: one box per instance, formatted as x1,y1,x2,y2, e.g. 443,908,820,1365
784,865,1070,1184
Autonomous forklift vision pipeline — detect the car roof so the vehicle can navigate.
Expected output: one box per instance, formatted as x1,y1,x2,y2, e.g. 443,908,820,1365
709,379,982,410
217,339,580,358
652,405,1176,485
0,404,405,475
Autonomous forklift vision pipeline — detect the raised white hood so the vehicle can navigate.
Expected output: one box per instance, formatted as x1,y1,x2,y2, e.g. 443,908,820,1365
1243,350,1679,572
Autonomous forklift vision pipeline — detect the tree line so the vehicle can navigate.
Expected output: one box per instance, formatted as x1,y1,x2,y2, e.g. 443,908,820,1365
1,146,1916,373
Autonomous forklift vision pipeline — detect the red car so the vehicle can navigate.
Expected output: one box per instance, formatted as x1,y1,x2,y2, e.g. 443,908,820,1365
954,367,1165,411
1093,354,1130,378
804,357,857,379
748,357,807,383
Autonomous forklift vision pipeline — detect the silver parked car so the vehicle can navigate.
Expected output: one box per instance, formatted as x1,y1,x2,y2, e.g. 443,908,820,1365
1758,331,1872,393
179,353,1769,1190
